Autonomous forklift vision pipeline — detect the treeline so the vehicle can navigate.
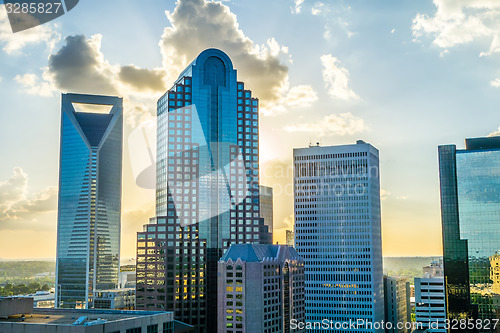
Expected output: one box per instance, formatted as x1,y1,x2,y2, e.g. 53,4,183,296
0,282,50,297
0,261,55,286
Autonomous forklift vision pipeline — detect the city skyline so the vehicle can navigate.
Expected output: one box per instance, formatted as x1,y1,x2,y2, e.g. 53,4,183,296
2,0,500,259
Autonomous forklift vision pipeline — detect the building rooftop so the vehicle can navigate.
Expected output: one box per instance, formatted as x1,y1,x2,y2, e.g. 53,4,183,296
220,244,302,263
0,308,171,326
465,136,500,151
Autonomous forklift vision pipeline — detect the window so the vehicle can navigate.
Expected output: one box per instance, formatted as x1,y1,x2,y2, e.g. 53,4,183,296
126,328,141,333
163,322,174,333
147,324,159,333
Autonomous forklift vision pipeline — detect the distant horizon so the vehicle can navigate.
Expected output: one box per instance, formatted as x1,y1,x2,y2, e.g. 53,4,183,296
0,255,444,262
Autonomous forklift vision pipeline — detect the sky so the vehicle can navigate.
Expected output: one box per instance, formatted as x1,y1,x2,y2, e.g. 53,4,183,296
1,0,500,259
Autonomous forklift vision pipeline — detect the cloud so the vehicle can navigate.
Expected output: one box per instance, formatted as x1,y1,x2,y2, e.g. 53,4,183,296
381,189,390,201
489,127,500,137
119,65,166,93
0,5,60,55
312,2,324,15
15,34,163,125
14,73,55,97
412,0,500,56
292,0,305,14
159,0,315,114
43,34,167,96
490,78,500,87
275,214,294,230
320,54,359,101
0,168,57,229
284,112,366,137
46,34,119,95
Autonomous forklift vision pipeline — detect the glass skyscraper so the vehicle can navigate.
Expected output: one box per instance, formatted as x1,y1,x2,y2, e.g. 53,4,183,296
294,141,384,333
136,49,268,333
55,93,123,309
439,136,500,331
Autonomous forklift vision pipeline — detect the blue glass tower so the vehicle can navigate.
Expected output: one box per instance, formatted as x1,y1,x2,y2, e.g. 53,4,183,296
136,49,266,332
55,93,123,309
439,136,500,332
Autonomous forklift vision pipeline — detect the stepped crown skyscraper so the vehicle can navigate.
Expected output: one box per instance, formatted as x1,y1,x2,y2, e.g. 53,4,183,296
56,93,123,309
136,49,268,332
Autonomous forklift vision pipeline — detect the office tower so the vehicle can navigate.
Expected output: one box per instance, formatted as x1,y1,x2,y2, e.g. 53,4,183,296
136,49,267,332
384,276,411,333
217,244,305,332
259,185,274,243
293,141,384,332
439,136,500,328
286,229,295,247
56,93,123,309
414,276,446,333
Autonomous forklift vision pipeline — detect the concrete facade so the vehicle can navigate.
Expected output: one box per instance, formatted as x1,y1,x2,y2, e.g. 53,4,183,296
217,244,305,333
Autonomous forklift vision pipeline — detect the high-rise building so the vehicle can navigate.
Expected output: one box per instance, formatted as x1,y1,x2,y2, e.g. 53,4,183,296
439,136,500,329
136,49,267,332
414,276,446,333
286,229,295,247
217,244,305,333
259,185,274,243
56,93,123,309
384,276,411,333
293,141,384,332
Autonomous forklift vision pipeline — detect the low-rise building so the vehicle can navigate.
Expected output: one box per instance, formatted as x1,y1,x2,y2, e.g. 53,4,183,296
93,288,135,310
0,298,192,333
414,277,446,333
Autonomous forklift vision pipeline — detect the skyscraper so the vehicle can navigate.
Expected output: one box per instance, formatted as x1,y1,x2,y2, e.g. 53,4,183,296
439,136,500,330
259,185,274,244
56,93,123,309
136,49,266,332
293,141,384,332
217,244,305,332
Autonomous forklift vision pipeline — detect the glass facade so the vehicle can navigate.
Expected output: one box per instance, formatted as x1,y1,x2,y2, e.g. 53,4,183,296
439,136,500,332
137,49,266,333
56,93,123,309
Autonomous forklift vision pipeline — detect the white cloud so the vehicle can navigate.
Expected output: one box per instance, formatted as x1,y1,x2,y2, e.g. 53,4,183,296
159,0,315,115
260,79,318,116
381,189,390,201
490,78,500,87
292,0,305,14
14,73,55,97
0,168,57,229
320,54,359,101
412,0,500,56
0,5,60,55
311,2,324,15
284,112,366,137
489,126,500,137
